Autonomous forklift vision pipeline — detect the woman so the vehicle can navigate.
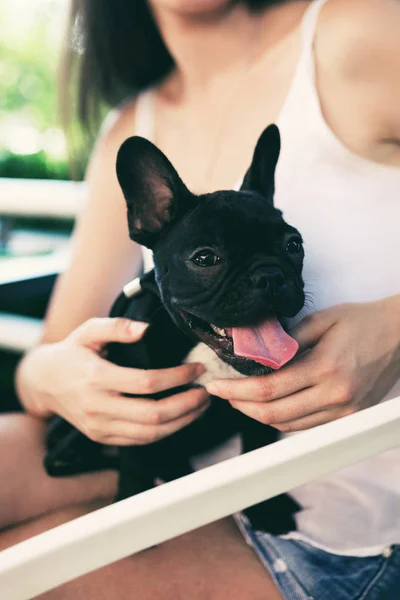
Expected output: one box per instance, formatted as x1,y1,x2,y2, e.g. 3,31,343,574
1,0,400,598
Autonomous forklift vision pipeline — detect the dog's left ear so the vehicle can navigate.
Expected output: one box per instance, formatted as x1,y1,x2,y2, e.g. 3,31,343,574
241,124,281,203
116,136,193,248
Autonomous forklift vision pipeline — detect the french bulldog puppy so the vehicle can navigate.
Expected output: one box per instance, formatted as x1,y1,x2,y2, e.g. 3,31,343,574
112,124,305,533
44,125,305,534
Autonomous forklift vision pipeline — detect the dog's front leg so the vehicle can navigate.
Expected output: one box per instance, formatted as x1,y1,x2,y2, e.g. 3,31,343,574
240,417,300,534
116,446,159,501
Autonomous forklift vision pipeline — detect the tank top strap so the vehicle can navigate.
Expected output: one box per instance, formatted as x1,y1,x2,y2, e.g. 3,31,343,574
133,88,156,142
300,0,329,53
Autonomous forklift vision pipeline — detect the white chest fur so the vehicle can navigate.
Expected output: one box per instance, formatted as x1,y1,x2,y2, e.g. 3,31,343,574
184,343,246,386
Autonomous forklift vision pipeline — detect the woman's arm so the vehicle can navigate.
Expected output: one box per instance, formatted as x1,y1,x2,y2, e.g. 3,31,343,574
316,0,400,166
16,103,209,437
42,103,143,343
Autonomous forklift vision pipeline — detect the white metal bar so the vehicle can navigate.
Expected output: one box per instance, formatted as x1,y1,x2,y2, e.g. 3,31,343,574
0,248,69,285
0,179,84,219
0,396,399,599
0,314,43,353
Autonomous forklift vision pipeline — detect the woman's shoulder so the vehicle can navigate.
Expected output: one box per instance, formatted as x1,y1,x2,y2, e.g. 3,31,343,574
316,0,400,140
318,0,400,77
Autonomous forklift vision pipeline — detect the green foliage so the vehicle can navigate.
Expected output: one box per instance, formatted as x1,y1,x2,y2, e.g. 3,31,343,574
0,14,57,128
0,1,89,181
0,148,70,180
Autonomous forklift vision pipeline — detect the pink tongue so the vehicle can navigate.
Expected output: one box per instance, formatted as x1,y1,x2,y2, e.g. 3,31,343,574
231,317,298,370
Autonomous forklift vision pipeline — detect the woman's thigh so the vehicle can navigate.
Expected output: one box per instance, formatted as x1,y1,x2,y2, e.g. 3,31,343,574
0,507,283,600
0,413,118,528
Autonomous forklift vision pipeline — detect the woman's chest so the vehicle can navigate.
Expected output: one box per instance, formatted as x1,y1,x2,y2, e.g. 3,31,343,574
275,155,400,311
153,38,302,193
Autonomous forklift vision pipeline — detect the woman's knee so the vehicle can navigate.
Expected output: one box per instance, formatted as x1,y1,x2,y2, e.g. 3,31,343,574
0,500,108,552
0,412,46,447
0,413,46,527
0,413,117,529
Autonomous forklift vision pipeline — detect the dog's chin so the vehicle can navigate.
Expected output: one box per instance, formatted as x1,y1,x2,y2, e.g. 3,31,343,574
217,354,273,376
177,310,275,376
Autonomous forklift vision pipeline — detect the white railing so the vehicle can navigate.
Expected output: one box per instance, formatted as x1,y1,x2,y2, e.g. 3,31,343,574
0,177,79,351
0,314,43,353
0,178,84,219
0,395,399,599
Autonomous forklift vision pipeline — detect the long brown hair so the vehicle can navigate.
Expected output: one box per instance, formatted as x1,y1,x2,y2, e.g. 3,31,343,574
61,0,284,134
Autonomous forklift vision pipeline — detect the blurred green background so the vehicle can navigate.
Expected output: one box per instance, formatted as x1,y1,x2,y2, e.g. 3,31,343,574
0,0,76,403
0,0,86,181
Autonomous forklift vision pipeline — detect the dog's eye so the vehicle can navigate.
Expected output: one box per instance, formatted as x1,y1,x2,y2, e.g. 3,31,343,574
285,237,303,255
191,250,221,267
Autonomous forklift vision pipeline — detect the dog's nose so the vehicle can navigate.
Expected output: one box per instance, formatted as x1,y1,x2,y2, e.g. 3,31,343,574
250,267,285,291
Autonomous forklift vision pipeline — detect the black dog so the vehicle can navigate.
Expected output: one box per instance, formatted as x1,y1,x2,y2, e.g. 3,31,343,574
44,124,305,534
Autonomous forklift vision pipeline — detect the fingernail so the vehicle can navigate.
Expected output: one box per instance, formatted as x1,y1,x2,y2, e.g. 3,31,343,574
129,321,149,336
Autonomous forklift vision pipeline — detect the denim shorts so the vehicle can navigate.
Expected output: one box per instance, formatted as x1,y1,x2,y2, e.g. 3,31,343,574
235,514,400,600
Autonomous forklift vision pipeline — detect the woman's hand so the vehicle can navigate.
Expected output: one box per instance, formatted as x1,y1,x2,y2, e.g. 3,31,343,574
17,318,209,446
206,296,400,432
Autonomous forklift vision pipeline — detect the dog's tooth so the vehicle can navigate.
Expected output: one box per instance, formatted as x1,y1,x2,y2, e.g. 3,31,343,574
211,324,226,337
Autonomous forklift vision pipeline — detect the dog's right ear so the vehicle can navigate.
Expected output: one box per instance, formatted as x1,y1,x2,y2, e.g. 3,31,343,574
116,137,193,248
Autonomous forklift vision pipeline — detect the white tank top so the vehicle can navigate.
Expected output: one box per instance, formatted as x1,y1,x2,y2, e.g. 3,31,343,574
133,0,400,556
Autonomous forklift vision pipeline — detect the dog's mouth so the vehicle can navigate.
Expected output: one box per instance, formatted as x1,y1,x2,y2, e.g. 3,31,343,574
181,312,234,352
180,311,298,370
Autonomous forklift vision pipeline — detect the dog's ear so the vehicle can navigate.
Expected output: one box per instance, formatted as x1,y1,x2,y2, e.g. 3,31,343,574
116,136,193,248
240,124,281,203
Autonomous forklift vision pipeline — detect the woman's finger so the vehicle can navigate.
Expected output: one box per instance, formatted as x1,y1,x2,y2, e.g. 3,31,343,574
207,353,316,402
96,360,206,396
72,317,149,350
290,310,337,353
102,437,141,447
229,384,336,425
92,387,210,424
271,406,356,433
104,403,210,445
